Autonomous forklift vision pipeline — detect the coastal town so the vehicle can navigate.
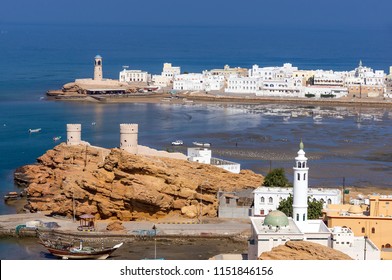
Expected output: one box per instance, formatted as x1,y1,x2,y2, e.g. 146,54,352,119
2,119,392,260
47,55,392,103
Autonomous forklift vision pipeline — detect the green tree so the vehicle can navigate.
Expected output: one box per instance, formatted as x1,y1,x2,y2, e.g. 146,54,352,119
263,168,291,187
277,195,324,219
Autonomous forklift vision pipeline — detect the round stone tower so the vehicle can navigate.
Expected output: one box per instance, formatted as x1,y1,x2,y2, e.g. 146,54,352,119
67,124,81,146
94,55,103,81
120,124,138,154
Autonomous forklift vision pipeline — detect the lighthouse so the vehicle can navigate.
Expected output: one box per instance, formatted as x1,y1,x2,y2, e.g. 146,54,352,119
94,55,103,81
292,140,309,223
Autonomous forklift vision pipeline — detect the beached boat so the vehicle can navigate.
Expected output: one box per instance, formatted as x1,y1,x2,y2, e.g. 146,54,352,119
192,141,211,147
53,136,61,141
4,191,20,201
171,140,183,146
39,236,123,260
28,128,41,133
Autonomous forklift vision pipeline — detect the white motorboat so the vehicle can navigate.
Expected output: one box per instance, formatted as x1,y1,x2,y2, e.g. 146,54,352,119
29,128,42,133
171,140,183,146
192,141,211,147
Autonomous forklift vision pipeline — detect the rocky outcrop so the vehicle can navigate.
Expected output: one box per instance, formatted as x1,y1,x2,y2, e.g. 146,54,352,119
258,241,352,260
15,143,263,221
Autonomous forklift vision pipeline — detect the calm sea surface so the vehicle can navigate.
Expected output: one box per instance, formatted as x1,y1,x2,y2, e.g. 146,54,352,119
1,23,392,258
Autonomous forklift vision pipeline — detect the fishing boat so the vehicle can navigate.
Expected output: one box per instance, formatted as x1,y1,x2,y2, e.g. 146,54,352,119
4,191,20,201
39,235,123,260
28,128,41,133
192,141,211,147
171,140,183,146
53,136,62,141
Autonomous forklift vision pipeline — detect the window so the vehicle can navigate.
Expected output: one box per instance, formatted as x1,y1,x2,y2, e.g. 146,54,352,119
327,198,332,204
226,197,230,204
261,197,265,203
372,227,375,234
297,173,300,180
303,173,306,180
303,214,305,221
269,197,273,203
260,209,265,215
298,162,301,168
296,214,299,221
361,227,365,233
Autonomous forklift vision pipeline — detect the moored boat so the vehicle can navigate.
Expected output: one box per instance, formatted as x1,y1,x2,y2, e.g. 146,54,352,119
171,140,183,146
192,141,211,147
38,235,123,260
53,136,62,141
28,128,42,133
4,191,20,201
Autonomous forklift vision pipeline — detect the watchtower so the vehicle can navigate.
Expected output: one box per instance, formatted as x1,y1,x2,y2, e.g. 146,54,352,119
120,124,138,154
94,55,103,81
67,124,82,146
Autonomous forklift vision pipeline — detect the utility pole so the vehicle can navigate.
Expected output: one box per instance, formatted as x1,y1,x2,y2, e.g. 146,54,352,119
364,235,368,260
152,224,157,259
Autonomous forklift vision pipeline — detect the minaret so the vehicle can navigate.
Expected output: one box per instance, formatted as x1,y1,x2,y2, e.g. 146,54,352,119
94,55,103,81
292,140,309,223
67,124,81,145
120,124,138,154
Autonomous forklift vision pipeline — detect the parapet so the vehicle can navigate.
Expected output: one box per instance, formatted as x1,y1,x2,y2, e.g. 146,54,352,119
67,124,81,132
120,123,138,134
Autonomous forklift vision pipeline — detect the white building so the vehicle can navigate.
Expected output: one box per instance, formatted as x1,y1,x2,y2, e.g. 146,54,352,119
225,76,260,94
119,69,150,83
253,187,341,217
255,78,303,97
248,141,380,260
249,63,298,79
173,73,204,91
303,86,348,98
152,63,181,87
187,147,240,174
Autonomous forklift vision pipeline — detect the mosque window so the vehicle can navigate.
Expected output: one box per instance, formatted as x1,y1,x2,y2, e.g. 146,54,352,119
327,198,332,204
297,173,300,180
298,162,301,168
372,228,376,234
269,197,273,203
261,197,265,203
303,173,306,180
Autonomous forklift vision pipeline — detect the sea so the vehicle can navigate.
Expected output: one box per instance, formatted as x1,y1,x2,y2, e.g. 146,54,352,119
1,23,392,259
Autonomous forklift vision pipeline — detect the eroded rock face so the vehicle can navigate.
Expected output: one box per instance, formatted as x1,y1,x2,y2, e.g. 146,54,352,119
258,241,352,260
15,144,263,221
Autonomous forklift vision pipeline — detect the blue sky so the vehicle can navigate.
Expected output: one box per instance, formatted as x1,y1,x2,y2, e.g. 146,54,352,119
1,0,391,28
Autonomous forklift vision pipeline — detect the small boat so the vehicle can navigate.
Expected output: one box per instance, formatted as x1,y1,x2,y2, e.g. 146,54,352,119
91,122,96,125
4,191,20,201
171,140,183,146
313,115,323,122
192,141,211,147
39,237,123,260
53,136,62,141
29,128,41,133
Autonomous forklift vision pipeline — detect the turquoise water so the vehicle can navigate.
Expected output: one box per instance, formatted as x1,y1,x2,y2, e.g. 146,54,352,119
1,23,392,218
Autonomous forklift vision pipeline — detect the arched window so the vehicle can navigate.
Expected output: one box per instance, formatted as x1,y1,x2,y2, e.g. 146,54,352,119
261,197,265,203
386,243,391,248
302,162,306,168
303,173,306,180
296,214,299,221
269,197,273,203
372,227,376,234
327,198,332,204
297,173,300,180
298,162,301,168
361,227,365,233
303,214,306,221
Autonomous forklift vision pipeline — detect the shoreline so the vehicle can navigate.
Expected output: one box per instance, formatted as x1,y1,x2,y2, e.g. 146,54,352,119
47,90,392,108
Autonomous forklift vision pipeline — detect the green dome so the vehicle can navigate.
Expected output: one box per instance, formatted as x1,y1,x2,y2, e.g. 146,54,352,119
263,210,289,227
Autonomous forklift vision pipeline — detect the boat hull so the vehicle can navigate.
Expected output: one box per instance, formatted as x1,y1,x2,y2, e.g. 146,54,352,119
47,247,113,260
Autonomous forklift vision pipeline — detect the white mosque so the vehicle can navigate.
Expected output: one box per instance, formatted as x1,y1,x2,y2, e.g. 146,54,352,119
247,141,380,260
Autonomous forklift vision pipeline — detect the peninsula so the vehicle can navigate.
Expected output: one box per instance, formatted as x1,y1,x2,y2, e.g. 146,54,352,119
47,56,392,107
